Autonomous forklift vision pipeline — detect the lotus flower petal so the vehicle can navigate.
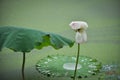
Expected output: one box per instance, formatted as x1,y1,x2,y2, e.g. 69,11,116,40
69,21,88,30
75,31,87,43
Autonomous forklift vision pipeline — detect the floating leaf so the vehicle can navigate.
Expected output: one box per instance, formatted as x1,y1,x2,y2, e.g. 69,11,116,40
36,55,102,78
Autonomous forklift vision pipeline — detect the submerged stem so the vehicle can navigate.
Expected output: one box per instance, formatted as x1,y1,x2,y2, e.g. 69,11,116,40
22,52,26,80
73,43,80,80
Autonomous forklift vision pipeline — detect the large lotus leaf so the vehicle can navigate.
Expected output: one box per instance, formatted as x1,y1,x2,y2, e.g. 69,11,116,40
0,26,74,52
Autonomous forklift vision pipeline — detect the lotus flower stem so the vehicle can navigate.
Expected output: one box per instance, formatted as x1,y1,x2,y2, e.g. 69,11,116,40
22,52,26,80
73,43,80,80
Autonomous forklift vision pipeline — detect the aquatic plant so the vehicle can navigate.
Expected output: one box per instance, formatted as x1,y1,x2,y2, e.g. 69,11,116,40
69,21,88,80
36,55,102,79
0,26,74,80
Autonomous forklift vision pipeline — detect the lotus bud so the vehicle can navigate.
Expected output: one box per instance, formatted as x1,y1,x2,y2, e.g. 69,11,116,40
69,21,88,43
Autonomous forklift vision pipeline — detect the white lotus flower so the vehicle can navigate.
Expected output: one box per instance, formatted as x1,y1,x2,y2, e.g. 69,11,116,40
69,21,88,43
69,21,88,31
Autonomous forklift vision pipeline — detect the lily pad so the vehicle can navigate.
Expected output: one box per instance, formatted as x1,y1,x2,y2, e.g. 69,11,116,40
36,55,102,78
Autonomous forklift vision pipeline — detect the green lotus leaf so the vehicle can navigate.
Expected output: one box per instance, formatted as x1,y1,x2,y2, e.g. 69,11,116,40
0,26,74,80
36,55,102,78
0,26,74,52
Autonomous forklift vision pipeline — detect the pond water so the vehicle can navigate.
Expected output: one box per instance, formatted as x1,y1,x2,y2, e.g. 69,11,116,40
0,0,120,80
